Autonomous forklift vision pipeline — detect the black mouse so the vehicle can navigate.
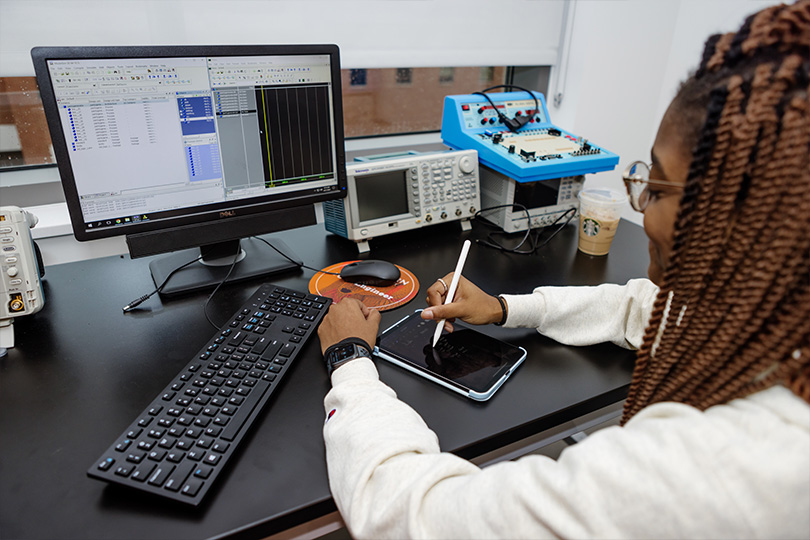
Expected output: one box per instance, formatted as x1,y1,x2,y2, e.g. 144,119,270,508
339,260,401,287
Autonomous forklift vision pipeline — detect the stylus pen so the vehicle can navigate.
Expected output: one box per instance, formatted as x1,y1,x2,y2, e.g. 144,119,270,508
432,239,472,347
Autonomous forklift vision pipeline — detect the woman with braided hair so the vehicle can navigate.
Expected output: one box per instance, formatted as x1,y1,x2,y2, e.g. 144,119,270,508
316,2,810,537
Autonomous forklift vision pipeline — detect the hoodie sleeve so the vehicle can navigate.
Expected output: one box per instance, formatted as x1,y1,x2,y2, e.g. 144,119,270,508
500,278,659,350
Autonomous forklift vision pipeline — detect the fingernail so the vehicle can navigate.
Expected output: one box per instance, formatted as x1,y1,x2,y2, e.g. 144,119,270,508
422,309,433,320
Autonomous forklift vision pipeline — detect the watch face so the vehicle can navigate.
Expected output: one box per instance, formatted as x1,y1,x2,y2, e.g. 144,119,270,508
333,344,357,362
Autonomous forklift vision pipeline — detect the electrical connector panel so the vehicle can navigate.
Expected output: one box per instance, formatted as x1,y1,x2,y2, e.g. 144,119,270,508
441,91,619,183
0,206,44,321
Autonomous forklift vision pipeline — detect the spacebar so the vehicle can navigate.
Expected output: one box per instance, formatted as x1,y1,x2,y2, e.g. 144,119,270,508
220,379,272,442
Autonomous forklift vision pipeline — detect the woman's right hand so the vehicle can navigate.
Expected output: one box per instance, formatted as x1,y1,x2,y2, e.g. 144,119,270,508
421,273,505,332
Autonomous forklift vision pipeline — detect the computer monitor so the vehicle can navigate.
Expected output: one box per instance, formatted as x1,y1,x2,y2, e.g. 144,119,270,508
32,45,347,296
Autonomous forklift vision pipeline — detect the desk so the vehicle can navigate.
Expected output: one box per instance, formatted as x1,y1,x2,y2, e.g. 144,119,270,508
0,218,648,540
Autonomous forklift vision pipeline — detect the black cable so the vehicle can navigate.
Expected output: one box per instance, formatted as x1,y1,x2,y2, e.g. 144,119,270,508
123,238,340,343
122,254,203,312
533,207,577,250
474,204,535,254
203,249,242,330
474,205,576,255
473,84,541,133
253,236,342,276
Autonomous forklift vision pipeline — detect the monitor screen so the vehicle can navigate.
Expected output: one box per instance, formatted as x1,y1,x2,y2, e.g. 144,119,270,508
33,45,347,295
355,170,410,223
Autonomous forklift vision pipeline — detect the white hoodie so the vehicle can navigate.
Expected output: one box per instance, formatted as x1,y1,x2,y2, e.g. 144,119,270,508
323,279,810,539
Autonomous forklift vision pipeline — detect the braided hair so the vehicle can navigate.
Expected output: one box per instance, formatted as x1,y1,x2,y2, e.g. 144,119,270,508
621,1,810,424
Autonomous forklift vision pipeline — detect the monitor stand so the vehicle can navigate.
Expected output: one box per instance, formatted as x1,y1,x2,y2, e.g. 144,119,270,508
148,237,302,297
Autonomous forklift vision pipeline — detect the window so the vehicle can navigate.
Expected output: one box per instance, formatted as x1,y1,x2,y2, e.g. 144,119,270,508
395,68,413,86
438,67,455,85
341,66,509,138
1,65,552,168
349,69,367,87
0,77,54,168
480,67,496,84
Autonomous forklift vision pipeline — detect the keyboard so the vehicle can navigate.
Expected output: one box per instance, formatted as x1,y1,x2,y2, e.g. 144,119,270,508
87,284,332,505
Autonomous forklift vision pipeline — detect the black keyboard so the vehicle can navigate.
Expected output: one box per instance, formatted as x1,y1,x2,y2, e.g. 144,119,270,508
87,284,332,505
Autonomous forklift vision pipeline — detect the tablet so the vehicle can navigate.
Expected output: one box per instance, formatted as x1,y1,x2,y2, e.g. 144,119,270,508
375,311,527,401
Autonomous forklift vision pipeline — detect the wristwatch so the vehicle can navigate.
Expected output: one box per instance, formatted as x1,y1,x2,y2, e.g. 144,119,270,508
324,337,372,376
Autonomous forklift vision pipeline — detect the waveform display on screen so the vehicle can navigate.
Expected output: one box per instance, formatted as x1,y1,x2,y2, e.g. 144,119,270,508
255,84,334,187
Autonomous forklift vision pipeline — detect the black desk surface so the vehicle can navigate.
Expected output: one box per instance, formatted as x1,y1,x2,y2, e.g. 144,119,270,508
0,219,648,540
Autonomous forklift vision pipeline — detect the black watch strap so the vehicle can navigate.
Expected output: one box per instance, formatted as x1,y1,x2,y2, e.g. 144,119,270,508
324,337,373,376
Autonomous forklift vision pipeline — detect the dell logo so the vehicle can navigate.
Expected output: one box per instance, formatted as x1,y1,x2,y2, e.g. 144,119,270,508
219,210,237,218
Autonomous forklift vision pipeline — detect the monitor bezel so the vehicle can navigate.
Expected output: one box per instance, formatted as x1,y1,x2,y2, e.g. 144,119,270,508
31,44,347,243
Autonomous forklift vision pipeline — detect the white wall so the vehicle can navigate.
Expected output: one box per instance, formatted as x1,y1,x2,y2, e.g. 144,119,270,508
553,0,775,226
0,0,564,74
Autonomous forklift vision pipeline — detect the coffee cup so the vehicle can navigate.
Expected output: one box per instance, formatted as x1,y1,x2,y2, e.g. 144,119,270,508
577,188,626,256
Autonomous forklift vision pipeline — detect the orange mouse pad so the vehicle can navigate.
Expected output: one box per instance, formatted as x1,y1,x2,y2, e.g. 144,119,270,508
308,261,420,312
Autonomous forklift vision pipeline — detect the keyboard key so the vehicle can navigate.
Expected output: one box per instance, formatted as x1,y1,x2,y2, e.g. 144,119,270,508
204,426,222,437
181,478,204,497
126,452,145,464
130,463,155,482
158,437,175,449
147,465,175,487
164,461,195,492
166,451,185,463
175,439,192,450
212,442,229,453
115,439,132,452
196,436,214,449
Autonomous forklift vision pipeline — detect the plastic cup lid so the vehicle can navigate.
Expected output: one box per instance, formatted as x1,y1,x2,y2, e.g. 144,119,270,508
578,188,626,206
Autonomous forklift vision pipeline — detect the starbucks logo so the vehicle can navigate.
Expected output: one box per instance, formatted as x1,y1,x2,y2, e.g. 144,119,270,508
582,218,600,236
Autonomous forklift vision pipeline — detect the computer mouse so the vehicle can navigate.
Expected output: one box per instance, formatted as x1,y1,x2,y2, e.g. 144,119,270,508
339,260,401,287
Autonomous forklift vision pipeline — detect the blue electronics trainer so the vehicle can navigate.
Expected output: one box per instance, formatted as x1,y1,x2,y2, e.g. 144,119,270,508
441,90,619,233
441,91,618,183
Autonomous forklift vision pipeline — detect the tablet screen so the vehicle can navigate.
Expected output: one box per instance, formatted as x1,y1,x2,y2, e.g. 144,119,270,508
377,313,525,393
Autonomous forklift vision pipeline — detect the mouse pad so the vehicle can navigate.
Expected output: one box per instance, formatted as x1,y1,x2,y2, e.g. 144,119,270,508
308,261,420,312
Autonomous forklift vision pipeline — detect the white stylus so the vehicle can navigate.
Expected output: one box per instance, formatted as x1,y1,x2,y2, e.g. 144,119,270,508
432,239,471,347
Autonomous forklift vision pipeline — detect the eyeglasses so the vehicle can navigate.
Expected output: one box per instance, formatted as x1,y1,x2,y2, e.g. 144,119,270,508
622,161,684,212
